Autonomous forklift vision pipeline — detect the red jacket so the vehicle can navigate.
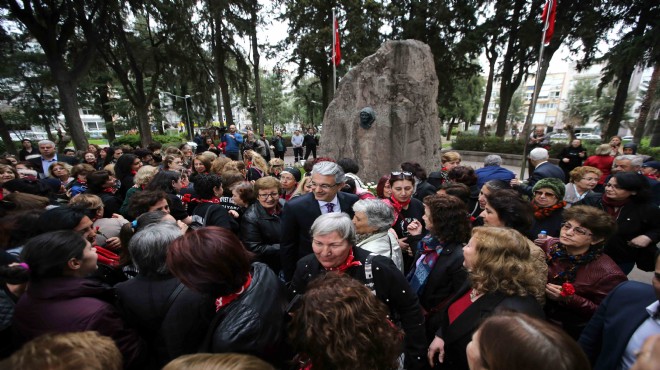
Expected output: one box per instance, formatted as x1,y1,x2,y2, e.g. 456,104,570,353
583,155,614,185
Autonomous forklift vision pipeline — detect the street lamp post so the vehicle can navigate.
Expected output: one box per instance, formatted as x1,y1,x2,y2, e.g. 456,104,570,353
162,91,193,141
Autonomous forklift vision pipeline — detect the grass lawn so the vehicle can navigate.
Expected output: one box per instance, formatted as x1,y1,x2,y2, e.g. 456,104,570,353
89,139,109,147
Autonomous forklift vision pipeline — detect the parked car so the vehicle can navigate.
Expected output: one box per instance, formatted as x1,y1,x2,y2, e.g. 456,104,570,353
622,135,634,141
575,133,601,140
550,133,568,139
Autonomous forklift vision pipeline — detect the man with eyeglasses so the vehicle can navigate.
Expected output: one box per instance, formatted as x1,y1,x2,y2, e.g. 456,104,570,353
280,161,359,281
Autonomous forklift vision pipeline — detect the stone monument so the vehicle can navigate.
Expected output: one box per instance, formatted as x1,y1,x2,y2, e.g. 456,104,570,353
321,39,442,182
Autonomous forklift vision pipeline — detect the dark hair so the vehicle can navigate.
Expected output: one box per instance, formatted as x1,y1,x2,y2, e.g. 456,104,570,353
147,142,163,151
485,189,534,234
102,147,120,167
16,161,37,170
424,194,471,243
439,182,470,205
71,163,95,179
563,205,617,243
146,170,181,193
0,210,45,249
119,210,173,266
221,171,246,196
193,174,223,200
337,158,359,174
114,153,138,181
167,227,254,296
133,149,153,160
289,273,403,370
232,181,257,205
87,170,112,193
342,177,356,194
401,161,428,181
448,166,477,186
127,190,168,219
38,206,87,232
20,231,87,281
483,179,511,192
376,175,391,199
476,312,590,370
611,172,651,202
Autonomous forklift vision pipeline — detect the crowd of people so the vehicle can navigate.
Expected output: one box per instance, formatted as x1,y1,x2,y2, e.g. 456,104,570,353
0,128,658,370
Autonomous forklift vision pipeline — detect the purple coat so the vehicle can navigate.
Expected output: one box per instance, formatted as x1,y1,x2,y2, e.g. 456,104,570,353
13,277,144,368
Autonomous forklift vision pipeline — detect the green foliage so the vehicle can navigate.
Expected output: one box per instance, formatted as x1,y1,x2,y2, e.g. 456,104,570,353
111,134,186,148
439,74,485,127
0,140,22,155
452,133,525,154
563,78,598,127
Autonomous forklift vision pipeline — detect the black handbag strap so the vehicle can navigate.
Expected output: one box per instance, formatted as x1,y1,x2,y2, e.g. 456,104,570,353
160,282,185,320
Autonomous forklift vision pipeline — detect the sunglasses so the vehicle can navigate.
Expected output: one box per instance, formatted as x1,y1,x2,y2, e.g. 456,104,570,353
390,171,414,180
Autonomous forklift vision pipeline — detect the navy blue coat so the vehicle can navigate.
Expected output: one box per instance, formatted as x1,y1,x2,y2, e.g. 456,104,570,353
518,162,565,197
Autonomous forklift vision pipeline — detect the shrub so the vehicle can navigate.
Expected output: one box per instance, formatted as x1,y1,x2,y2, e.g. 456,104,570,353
452,133,526,155
0,140,23,155
111,133,186,148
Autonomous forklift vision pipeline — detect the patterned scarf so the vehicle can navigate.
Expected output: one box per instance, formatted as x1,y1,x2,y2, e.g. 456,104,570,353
408,234,445,295
215,273,252,312
532,200,566,219
325,248,362,272
600,193,629,219
546,242,603,283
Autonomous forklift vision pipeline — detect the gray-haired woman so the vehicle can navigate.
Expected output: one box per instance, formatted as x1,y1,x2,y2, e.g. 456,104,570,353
289,213,427,370
115,223,212,368
352,199,404,271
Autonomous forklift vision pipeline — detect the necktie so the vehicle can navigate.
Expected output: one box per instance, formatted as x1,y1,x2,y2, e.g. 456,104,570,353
326,203,334,213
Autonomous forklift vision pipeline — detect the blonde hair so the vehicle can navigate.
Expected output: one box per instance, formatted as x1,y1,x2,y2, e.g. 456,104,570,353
133,165,158,186
243,150,268,173
4,331,122,370
103,163,115,175
268,158,284,170
569,166,602,183
292,176,313,197
211,157,232,175
69,193,104,210
223,161,246,173
163,353,274,370
441,151,461,164
469,227,542,298
48,161,73,178
594,144,612,156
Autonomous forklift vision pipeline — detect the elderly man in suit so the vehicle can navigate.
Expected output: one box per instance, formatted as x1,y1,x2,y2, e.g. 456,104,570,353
28,140,78,179
280,161,359,281
511,147,564,197
579,250,660,370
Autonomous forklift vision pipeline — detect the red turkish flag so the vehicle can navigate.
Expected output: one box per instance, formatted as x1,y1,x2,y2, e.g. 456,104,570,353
333,18,341,66
541,0,557,45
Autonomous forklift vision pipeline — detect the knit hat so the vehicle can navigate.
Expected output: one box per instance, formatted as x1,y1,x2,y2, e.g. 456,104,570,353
281,167,302,182
623,142,638,154
532,177,565,199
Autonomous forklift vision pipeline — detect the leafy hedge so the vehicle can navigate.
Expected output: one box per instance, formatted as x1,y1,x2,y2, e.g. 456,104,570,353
452,133,526,155
111,134,187,148
0,140,22,155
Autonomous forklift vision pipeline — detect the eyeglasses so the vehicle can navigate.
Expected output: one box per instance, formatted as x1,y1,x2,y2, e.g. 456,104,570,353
604,183,621,189
258,192,279,199
310,181,339,190
561,222,592,236
534,190,556,198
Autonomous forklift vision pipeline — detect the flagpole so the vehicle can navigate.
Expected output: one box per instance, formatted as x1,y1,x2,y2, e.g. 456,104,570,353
332,8,337,94
518,0,552,180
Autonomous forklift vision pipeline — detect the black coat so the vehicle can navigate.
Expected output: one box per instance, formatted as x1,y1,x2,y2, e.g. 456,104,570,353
280,192,359,281
204,262,288,366
518,162,565,197
413,180,437,202
527,207,564,240
290,247,427,370
559,145,586,180
434,281,544,370
28,154,79,178
240,202,281,272
115,276,213,369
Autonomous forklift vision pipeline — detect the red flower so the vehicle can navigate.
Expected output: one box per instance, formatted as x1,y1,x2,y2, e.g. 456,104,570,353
560,282,576,297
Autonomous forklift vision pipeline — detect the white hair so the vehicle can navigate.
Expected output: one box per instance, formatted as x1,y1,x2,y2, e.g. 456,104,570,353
310,213,356,245
483,155,503,167
312,161,346,184
529,148,549,161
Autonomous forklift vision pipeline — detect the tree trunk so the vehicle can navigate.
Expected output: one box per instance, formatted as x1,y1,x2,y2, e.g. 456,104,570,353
97,84,116,143
135,103,153,148
446,117,456,141
215,86,223,126
0,114,17,155
56,77,88,150
651,118,660,147
633,63,659,144
478,48,497,136
250,0,263,134
213,13,234,127
604,64,634,141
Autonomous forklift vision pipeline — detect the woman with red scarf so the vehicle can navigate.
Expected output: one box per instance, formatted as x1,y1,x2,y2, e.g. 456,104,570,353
384,171,426,274
86,170,122,218
166,226,287,367
580,172,660,274
186,174,238,233
114,154,142,201
527,178,566,240
289,213,428,370
539,205,627,340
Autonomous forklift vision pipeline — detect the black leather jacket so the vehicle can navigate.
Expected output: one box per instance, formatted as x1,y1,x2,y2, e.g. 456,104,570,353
240,202,282,272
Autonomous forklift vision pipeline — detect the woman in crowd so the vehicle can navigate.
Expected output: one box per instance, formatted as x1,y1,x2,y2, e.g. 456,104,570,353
289,213,427,370
7,231,144,367
386,171,426,272
580,172,660,274
539,205,627,339
401,161,436,202
162,154,185,172
352,199,403,271
229,180,255,217
145,170,191,224
583,144,615,193
291,176,313,198
427,227,544,370
114,153,142,200
179,144,194,169
428,151,462,188
166,227,288,366
66,164,95,198
480,189,547,304
241,176,283,273
290,273,404,370
127,190,171,219
83,151,98,169
69,193,126,251
466,312,590,370
0,164,18,188
192,154,212,178
564,166,601,208
47,162,74,187
609,135,623,157
268,158,284,178
528,178,566,240
115,223,212,369
103,147,123,167
119,165,158,217
210,157,232,176
558,139,587,182
187,174,237,232
86,170,122,218
279,167,301,202
447,166,479,212
437,182,471,206
471,179,510,223
242,150,268,181
406,194,470,339
376,174,392,199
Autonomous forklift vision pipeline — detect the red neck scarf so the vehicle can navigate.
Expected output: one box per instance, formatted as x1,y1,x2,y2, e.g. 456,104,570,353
130,170,137,175
532,200,566,219
215,273,252,312
181,194,221,204
325,249,362,272
601,194,630,219
102,187,118,194
94,245,120,267
389,196,411,213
